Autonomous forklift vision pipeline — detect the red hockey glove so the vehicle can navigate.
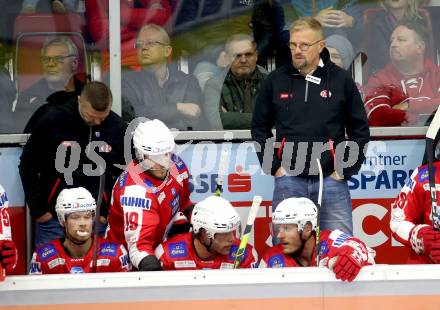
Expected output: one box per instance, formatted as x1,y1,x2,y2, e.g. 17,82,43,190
330,241,368,282
0,240,18,273
429,240,440,264
409,225,440,255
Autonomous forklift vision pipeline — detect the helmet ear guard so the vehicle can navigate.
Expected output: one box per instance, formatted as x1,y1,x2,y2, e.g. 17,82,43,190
191,196,242,240
55,187,96,227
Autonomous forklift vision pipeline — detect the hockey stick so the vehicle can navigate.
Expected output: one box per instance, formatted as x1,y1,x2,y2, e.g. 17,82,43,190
92,173,105,272
426,108,440,230
233,195,262,269
215,149,229,197
315,159,323,266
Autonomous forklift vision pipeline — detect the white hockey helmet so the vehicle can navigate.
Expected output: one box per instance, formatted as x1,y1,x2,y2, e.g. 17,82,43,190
0,183,8,209
55,187,96,226
272,197,318,231
133,119,175,163
192,196,241,240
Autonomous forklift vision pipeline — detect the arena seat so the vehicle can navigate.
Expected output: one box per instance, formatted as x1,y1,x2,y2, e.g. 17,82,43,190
13,13,88,92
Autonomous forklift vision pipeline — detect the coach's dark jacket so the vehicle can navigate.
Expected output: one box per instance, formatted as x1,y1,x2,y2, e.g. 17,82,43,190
251,48,369,179
19,99,128,219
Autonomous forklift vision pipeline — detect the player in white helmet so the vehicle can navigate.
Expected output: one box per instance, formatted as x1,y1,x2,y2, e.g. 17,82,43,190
259,197,375,282
155,196,258,270
29,187,130,274
0,184,18,279
106,119,192,271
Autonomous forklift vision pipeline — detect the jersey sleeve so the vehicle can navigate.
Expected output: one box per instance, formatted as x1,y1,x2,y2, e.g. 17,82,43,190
121,184,161,269
390,167,425,245
0,204,12,241
0,185,12,241
29,252,42,275
171,155,192,213
111,244,131,272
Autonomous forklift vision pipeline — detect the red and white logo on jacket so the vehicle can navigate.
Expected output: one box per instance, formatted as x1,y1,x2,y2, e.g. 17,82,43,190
320,90,332,98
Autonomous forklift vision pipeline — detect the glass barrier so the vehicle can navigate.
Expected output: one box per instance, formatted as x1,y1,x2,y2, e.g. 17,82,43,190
0,0,438,133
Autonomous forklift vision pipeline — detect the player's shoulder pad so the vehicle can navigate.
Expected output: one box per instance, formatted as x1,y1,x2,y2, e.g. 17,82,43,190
37,242,59,262
171,154,187,172
99,241,118,257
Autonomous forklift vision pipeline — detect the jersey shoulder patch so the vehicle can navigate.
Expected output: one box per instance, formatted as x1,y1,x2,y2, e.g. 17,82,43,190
117,171,129,190
171,154,187,171
37,243,59,262
99,242,118,257
267,254,286,268
168,241,188,258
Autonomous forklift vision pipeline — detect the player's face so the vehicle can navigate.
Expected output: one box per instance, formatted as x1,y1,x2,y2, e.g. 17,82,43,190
277,224,302,255
78,96,111,126
227,40,258,78
144,153,171,180
65,211,94,244
289,28,324,72
41,44,77,85
136,28,172,67
390,26,424,64
211,230,237,256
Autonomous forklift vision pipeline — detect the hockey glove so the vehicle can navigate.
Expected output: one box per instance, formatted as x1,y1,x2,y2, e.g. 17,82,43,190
428,239,440,263
0,240,17,273
330,241,368,282
138,255,163,271
409,224,440,255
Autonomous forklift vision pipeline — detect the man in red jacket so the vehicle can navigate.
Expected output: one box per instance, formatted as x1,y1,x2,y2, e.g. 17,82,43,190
365,21,440,126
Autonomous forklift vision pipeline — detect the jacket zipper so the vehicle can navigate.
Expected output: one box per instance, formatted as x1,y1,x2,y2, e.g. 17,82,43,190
305,80,309,102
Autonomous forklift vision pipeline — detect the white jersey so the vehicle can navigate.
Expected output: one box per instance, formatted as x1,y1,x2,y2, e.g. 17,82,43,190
0,184,12,241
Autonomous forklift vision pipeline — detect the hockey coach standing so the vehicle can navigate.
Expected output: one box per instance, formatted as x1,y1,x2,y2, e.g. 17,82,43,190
251,17,369,236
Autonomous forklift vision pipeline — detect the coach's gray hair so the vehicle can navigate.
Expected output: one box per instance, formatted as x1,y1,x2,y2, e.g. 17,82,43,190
41,36,78,57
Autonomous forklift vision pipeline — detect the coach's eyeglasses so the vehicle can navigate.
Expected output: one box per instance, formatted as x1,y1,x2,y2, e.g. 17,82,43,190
135,39,168,49
41,54,76,64
288,39,322,51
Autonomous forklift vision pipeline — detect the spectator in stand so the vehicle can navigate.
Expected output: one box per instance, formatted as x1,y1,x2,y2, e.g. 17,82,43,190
204,34,267,130
325,34,354,70
85,0,171,70
193,46,229,91
363,0,431,75
14,36,81,132
19,82,127,246
283,0,364,48
121,24,205,130
364,21,440,127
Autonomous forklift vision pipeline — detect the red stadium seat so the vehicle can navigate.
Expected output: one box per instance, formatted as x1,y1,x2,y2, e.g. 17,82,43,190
13,13,88,92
